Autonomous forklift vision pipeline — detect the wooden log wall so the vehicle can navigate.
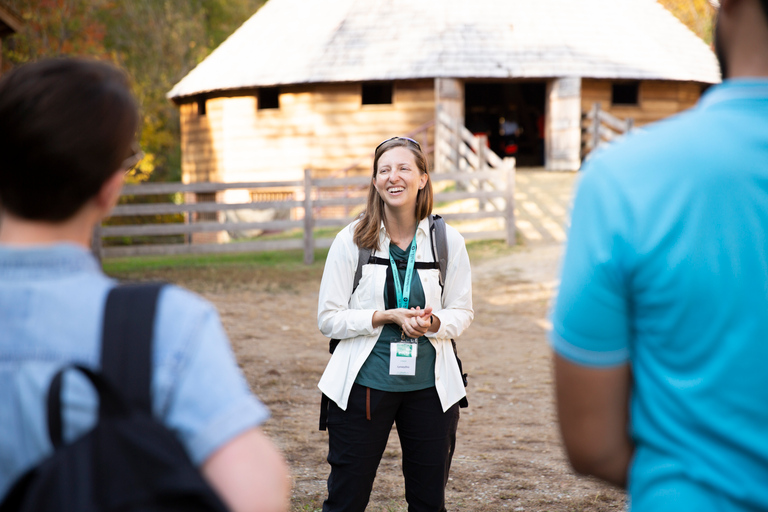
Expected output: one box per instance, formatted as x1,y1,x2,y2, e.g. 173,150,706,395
180,101,221,184
581,79,703,128
178,79,436,187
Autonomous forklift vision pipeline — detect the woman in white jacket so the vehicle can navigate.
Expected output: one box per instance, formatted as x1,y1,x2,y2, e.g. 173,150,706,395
317,136,474,512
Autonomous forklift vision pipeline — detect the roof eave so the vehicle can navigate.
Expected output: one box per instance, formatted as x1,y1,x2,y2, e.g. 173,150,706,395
0,3,23,38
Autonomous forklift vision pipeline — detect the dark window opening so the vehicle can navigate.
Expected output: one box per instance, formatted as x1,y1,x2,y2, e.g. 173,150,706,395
612,82,640,106
258,87,280,110
197,97,206,116
362,83,393,105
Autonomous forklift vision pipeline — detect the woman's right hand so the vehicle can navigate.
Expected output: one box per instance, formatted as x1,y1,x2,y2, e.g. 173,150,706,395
372,307,432,338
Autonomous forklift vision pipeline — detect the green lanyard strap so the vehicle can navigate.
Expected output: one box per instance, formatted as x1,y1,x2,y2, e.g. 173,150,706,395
389,234,418,310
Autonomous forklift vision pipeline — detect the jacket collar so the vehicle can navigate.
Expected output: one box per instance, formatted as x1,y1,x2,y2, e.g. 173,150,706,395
377,216,430,249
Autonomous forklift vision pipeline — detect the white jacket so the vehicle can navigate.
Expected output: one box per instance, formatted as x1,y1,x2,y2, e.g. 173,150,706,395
317,216,474,411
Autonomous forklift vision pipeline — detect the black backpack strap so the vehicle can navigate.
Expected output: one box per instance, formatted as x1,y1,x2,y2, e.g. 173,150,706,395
100,283,165,413
352,247,372,294
430,215,448,291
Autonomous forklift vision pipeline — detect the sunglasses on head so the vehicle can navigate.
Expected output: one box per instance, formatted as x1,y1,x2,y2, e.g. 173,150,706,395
375,136,421,153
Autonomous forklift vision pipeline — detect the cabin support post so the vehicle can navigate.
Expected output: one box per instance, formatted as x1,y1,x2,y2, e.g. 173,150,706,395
434,78,464,174
546,77,582,171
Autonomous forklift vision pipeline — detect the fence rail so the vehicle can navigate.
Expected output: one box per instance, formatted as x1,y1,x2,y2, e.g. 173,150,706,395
96,165,515,263
582,102,634,157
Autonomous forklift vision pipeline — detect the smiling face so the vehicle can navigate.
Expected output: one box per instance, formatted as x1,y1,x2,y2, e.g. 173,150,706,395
373,146,428,216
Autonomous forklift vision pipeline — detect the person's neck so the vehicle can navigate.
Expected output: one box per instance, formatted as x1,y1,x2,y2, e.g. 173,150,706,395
0,210,96,249
386,210,418,250
722,1,768,79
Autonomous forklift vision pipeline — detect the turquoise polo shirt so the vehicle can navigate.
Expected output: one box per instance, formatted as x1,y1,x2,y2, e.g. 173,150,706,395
550,80,768,511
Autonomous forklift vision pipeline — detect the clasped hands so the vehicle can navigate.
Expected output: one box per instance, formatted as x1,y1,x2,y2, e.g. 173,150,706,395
372,306,439,338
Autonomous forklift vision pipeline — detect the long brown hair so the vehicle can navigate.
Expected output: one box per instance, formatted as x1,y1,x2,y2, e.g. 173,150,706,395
353,137,433,252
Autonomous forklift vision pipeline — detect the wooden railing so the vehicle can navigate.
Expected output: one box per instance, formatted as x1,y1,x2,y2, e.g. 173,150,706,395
435,107,515,214
583,102,634,156
95,165,515,263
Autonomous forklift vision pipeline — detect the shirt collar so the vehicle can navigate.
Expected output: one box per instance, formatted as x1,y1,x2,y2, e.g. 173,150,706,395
378,216,431,246
698,78,768,110
0,243,101,278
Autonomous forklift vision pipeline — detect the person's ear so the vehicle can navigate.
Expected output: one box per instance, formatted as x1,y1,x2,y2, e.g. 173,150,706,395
95,170,125,217
419,173,428,190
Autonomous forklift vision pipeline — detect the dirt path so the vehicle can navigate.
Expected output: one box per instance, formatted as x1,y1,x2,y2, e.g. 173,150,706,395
198,238,626,512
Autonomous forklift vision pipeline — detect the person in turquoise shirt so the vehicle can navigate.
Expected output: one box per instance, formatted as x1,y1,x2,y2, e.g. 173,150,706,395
550,0,768,510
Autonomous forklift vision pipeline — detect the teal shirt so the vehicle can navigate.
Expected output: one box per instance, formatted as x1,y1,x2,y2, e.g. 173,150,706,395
356,243,436,392
550,80,768,511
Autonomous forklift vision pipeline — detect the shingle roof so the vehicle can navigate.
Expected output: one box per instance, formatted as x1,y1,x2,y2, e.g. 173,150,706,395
168,0,721,100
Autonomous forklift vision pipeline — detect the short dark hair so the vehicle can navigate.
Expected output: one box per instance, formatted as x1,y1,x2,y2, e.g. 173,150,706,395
0,58,139,221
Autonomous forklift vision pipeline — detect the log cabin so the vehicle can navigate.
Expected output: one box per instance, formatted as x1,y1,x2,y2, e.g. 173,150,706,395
168,0,720,241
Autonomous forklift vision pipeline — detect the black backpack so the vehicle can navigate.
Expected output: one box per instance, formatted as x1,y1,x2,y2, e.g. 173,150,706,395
0,284,230,512
319,215,468,430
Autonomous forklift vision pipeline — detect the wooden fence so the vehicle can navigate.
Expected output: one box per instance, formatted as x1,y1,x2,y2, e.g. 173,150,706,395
582,102,634,157
95,164,515,264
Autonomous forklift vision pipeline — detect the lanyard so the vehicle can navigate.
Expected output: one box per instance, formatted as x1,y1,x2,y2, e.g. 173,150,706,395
389,234,418,310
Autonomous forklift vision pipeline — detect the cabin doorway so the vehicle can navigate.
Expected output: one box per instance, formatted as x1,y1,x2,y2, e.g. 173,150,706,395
464,81,546,167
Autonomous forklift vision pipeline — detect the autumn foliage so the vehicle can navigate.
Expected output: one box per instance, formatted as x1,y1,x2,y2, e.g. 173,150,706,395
1,0,265,184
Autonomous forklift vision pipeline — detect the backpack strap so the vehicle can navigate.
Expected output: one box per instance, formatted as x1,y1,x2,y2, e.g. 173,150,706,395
100,283,165,414
429,214,448,290
351,216,448,295
352,247,372,294
328,217,448,353
47,365,131,448
47,283,164,447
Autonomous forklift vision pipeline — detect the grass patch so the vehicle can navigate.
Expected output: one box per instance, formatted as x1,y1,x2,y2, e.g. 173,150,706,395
103,247,329,275
103,247,329,293
103,236,515,277
101,225,521,292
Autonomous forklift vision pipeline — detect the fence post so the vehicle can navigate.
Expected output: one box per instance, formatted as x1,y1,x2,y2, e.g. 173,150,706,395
505,158,516,247
477,134,488,211
91,224,103,264
303,168,315,265
591,102,601,152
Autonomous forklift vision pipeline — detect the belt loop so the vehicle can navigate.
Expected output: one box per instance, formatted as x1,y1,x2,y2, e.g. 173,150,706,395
366,387,371,421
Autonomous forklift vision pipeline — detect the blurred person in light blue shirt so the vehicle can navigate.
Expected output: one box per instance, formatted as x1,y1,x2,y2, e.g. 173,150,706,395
0,58,289,512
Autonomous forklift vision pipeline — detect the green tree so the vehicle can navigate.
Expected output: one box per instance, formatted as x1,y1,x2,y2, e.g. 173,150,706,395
2,0,266,183
1,0,110,65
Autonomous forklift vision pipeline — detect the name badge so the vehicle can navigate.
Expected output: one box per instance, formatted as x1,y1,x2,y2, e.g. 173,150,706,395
389,338,418,376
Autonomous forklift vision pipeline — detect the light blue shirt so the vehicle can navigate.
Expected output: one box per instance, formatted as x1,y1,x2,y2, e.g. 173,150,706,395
0,243,270,499
550,80,768,511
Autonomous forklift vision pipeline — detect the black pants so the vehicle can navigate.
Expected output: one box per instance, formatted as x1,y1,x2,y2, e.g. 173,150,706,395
323,384,460,512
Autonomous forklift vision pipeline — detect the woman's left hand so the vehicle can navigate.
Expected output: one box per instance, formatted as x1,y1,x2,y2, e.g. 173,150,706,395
403,306,433,338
